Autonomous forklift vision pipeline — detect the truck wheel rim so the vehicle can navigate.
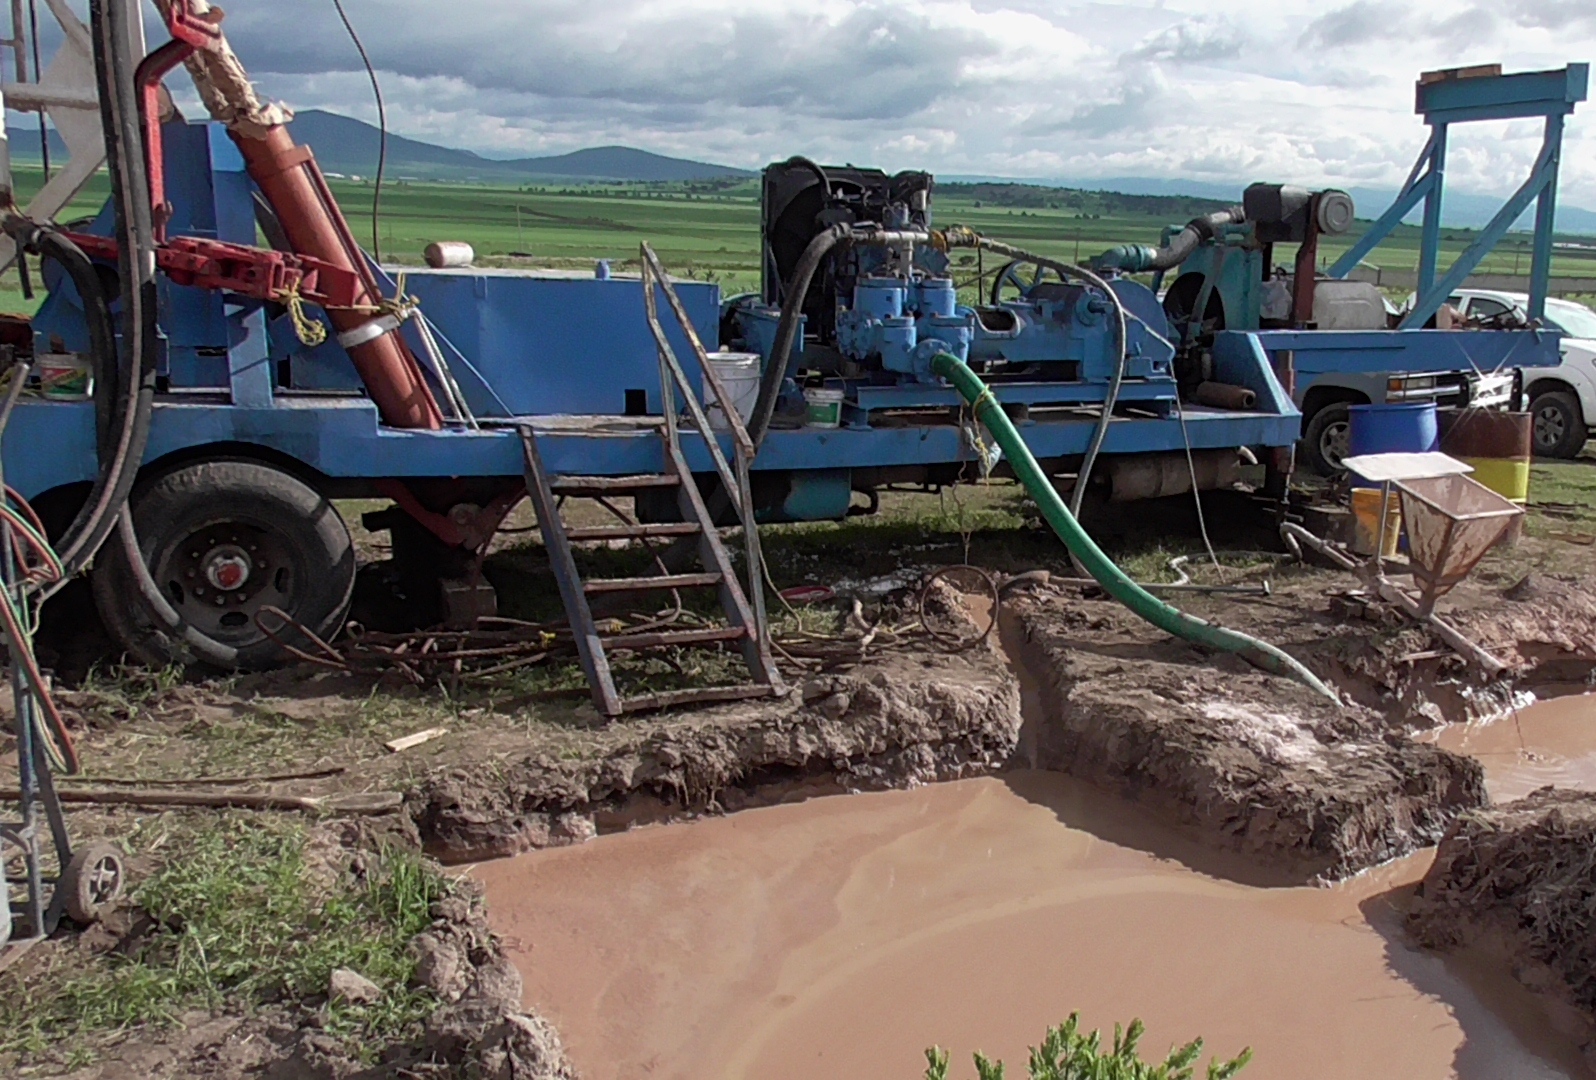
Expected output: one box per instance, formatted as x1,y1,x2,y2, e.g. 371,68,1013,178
151,520,298,643
1322,420,1350,469
1535,404,1565,449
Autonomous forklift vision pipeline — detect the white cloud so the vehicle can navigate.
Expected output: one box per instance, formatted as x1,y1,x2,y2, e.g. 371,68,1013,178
173,0,1595,206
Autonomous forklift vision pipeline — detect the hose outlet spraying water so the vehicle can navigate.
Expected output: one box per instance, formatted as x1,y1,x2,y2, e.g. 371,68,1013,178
928,351,1340,707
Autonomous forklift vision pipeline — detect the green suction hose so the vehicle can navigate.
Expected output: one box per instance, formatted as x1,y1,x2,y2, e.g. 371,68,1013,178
930,352,1341,707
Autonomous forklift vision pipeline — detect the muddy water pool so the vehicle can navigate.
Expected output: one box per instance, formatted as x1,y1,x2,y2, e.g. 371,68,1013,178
1429,692,1596,802
474,692,1596,1080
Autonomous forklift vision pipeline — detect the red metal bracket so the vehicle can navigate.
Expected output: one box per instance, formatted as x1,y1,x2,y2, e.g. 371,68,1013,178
64,231,366,311
162,0,223,49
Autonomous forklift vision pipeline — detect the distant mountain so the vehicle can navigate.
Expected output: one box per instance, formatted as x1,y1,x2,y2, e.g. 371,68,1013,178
999,175,1596,237
5,122,68,162
8,110,1591,233
283,110,752,183
5,109,752,184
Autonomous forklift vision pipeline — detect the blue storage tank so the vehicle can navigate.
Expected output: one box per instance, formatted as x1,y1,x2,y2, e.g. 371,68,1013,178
1348,403,1439,486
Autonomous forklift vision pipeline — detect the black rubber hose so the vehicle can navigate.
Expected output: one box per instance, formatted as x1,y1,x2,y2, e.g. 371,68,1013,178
746,223,849,449
17,228,118,449
45,0,159,583
780,156,831,200
1095,207,1244,273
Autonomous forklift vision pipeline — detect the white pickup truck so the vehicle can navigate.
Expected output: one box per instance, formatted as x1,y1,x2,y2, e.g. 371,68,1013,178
1447,290,1596,458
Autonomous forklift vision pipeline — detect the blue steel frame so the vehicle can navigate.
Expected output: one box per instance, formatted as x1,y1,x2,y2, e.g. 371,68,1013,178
1,120,1307,513
1327,64,1589,326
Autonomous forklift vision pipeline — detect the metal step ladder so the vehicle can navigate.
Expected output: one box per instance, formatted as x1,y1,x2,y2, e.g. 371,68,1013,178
517,243,784,716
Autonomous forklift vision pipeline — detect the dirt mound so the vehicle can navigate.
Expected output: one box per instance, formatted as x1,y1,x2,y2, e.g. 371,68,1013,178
408,648,1022,863
1410,787,1596,1063
1009,591,1487,880
19,827,572,1080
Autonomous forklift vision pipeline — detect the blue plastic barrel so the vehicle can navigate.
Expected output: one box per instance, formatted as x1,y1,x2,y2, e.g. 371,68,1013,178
1348,403,1438,486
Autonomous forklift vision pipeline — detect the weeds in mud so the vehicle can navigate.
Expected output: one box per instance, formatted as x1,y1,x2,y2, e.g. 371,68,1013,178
925,1014,1251,1080
75,661,193,717
0,817,447,1065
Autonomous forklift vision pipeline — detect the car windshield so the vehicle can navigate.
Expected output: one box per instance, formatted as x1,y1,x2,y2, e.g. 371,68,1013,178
1547,300,1596,340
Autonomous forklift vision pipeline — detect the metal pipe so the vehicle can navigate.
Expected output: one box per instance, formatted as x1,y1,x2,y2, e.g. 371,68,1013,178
1093,207,1245,273
232,126,443,429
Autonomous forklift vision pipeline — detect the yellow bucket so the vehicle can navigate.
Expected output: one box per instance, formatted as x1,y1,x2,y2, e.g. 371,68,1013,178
1350,487,1402,557
1459,457,1530,502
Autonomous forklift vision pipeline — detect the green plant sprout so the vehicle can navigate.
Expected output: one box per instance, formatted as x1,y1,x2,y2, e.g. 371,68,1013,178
925,1014,1252,1080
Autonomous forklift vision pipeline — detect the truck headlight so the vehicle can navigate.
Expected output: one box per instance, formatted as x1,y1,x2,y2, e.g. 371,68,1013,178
1388,376,1436,393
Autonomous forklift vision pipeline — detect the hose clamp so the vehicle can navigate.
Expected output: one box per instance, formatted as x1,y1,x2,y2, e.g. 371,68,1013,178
336,313,404,350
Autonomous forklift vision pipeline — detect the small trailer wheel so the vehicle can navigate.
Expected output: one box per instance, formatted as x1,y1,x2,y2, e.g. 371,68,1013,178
61,841,126,924
93,460,356,670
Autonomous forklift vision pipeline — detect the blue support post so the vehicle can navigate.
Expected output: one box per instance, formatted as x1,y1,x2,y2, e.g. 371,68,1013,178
1402,139,1559,329
1416,126,1447,296
1528,113,1564,320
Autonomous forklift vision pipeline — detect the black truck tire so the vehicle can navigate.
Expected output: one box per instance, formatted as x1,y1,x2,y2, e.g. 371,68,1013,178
1530,389,1587,459
1301,402,1353,477
93,460,355,670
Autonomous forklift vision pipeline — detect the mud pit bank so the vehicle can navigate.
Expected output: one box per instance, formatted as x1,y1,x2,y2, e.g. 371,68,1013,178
408,649,1022,863
410,573,1596,877
1005,590,1485,881
1412,785,1596,1071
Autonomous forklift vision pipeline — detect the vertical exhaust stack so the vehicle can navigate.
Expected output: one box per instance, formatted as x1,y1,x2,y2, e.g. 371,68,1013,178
152,0,443,430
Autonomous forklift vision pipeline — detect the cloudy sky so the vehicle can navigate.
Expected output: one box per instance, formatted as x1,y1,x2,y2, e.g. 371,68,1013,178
137,1,1596,208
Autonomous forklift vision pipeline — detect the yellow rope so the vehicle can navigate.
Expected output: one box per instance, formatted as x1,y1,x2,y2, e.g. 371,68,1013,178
283,281,328,347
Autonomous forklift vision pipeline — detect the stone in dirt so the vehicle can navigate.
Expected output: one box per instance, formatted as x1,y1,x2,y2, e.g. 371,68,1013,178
327,967,382,1005
1409,787,1596,1066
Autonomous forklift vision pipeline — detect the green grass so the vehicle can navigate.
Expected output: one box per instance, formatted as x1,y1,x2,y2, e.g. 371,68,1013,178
927,1014,1251,1080
0,817,446,1065
7,159,1591,317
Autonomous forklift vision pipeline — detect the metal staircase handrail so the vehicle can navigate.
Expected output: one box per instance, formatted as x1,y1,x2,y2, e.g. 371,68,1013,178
638,242,775,658
639,243,755,458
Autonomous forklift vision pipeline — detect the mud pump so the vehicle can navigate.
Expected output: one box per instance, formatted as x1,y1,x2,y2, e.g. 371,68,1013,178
0,0,1580,719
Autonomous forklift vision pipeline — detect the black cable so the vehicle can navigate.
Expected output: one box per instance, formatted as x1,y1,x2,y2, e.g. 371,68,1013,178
27,0,49,180
331,0,386,262
42,0,158,584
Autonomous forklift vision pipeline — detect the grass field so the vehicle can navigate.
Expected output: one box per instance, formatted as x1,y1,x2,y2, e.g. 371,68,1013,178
2,162,1593,315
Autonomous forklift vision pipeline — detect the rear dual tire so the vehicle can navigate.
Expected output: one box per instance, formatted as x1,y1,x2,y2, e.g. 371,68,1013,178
92,461,355,671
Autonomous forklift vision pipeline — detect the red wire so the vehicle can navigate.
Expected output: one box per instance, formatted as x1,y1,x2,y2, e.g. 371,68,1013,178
5,485,48,538
0,578,78,773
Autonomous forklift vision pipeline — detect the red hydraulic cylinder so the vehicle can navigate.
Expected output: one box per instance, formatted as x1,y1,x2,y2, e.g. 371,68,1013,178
232,126,443,430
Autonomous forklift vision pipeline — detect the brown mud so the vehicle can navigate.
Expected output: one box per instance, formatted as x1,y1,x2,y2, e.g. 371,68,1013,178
1429,692,1596,801
409,571,1596,882
1005,588,1485,880
14,521,1596,1077
408,642,1022,864
1411,695,1596,1072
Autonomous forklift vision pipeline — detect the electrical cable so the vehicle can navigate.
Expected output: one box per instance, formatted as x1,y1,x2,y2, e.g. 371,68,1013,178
34,0,158,589
331,0,387,263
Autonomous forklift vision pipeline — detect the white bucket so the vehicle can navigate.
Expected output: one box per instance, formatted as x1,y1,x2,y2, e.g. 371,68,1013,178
804,387,845,429
703,351,761,431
